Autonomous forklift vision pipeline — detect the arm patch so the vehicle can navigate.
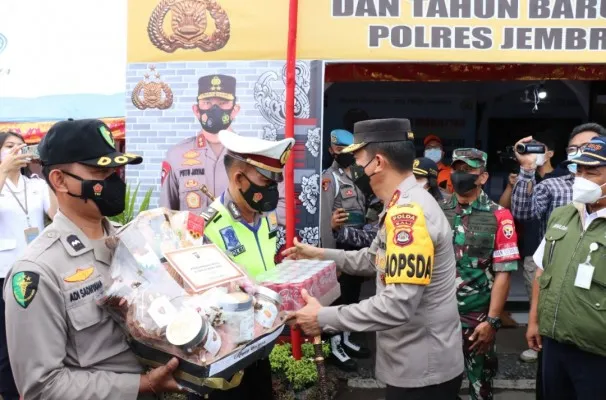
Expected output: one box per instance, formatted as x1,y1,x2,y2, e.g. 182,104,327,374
383,203,435,286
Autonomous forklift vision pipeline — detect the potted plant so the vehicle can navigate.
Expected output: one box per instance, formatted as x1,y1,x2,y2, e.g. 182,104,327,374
108,183,153,226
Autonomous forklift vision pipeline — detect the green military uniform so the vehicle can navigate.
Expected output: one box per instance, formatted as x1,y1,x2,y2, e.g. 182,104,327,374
441,149,520,400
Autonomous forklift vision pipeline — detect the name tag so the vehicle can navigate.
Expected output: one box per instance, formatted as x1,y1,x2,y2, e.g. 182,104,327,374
574,263,594,290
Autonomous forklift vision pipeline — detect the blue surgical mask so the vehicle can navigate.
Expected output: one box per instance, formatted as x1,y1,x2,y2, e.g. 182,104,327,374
424,149,442,163
567,153,579,174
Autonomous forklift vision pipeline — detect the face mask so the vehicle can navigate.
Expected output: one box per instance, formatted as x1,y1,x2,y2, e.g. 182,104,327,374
63,171,126,217
0,149,10,161
239,173,279,212
536,153,546,167
451,171,480,195
334,153,355,168
199,105,233,134
424,149,442,163
572,177,606,204
351,158,376,197
568,153,580,174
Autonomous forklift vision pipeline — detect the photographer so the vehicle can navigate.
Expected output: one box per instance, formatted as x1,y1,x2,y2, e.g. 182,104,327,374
511,123,606,399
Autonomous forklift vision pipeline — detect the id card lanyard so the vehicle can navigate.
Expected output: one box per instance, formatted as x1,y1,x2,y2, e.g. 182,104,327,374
6,179,39,244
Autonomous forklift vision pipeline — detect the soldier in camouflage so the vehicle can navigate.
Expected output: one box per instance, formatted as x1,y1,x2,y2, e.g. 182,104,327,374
440,148,520,400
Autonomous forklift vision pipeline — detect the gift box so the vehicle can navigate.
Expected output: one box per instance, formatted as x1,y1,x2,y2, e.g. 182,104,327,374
256,260,341,312
99,208,285,395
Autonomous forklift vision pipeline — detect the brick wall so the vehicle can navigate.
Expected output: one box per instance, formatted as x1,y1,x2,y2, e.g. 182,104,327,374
125,60,323,239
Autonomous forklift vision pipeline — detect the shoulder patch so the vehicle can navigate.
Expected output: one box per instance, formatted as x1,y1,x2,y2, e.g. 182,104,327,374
219,226,245,257
322,177,331,192
200,206,219,224
12,271,40,309
161,161,171,186
383,203,434,286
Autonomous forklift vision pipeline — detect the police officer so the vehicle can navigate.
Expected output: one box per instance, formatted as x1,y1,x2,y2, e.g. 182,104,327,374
413,156,445,201
440,148,520,400
189,130,295,400
160,74,238,212
527,136,606,398
285,118,464,400
4,119,183,399
320,129,370,370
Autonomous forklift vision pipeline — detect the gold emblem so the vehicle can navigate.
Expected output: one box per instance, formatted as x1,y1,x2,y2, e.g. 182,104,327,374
186,192,201,209
148,0,231,54
280,145,292,166
413,159,420,168
211,76,221,90
132,65,174,110
407,131,415,140
182,159,201,166
185,179,198,188
183,150,200,159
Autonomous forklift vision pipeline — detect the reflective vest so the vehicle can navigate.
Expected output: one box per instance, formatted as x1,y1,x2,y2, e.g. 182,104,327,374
539,203,606,357
203,196,278,279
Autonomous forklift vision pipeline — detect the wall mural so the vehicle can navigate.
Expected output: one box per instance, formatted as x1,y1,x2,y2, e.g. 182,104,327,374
125,60,324,247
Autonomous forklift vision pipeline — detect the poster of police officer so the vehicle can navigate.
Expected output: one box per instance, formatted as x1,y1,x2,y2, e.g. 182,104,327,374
124,60,324,253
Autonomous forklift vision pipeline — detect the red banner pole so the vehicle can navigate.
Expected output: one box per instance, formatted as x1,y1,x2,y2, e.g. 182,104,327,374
285,0,302,361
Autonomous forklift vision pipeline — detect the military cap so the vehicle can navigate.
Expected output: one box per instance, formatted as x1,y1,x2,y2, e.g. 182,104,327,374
565,136,606,167
39,119,142,168
330,129,354,146
198,74,236,101
218,130,295,182
341,118,414,154
451,148,487,169
413,157,439,179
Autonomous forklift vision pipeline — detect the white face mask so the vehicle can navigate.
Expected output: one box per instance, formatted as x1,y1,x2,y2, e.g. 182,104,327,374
572,177,606,204
567,151,582,174
536,153,546,167
0,149,10,161
424,149,442,163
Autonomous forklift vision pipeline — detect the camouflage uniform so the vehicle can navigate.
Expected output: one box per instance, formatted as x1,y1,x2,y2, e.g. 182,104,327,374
441,152,519,400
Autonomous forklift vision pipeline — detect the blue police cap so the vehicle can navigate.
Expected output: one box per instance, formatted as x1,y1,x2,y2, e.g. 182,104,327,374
330,129,354,146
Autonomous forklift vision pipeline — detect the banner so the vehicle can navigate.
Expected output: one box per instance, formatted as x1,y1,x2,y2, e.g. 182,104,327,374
128,0,606,63
0,118,125,144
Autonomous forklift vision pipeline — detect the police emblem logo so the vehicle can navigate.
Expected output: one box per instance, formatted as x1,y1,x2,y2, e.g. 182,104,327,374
211,76,222,88
186,192,201,209
219,227,246,257
222,114,230,124
391,212,417,247
131,66,174,111
12,271,40,309
503,223,514,239
93,183,103,196
99,125,115,149
185,179,198,189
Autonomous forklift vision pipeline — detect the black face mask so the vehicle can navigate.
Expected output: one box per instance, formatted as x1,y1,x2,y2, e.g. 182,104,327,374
451,171,480,195
351,158,376,197
199,105,233,134
334,153,355,168
239,173,279,213
63,171,126,217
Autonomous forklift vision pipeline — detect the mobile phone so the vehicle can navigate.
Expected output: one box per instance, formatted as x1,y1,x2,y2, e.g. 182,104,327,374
21,145,40,159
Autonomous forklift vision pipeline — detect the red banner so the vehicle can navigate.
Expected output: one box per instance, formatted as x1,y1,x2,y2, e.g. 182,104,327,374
0,118,125,144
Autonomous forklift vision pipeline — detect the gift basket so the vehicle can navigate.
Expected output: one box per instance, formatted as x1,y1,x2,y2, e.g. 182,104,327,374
98,208,286,395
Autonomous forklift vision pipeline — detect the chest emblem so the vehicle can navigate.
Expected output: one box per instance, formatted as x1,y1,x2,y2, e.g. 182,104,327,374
64,267,95,283
219,227,246,257
185,192,201,209
182,150,201,166
185,179,199,189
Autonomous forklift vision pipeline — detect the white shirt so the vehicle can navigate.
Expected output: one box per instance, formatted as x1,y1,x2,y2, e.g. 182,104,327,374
0,175,51,278
533,206,606,269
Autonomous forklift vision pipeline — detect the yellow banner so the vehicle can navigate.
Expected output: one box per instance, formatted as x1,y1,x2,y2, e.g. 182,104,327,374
128,0,606,63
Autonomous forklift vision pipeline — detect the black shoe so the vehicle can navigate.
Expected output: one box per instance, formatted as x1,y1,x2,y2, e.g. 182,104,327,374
342,331,371,358
328,334,358,372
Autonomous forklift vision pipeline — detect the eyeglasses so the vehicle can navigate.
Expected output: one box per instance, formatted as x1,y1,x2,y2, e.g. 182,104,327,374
566,143,589,156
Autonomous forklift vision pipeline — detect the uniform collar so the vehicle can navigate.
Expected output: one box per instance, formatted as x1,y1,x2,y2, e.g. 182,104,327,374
222,189,263,226
379,175,418,220
53,210,114,265
451,190,492,213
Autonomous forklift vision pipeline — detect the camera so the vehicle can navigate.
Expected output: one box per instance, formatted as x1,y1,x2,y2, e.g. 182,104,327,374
516,140,546,154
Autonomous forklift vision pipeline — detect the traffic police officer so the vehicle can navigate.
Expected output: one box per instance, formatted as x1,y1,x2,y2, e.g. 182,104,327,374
527,137,606,398
320,129,370,370
4,119,182,399
190,130,295,400
285,118,464,400
441,148,519,400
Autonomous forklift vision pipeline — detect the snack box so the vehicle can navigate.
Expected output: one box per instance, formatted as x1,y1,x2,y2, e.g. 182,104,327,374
256,260,340,311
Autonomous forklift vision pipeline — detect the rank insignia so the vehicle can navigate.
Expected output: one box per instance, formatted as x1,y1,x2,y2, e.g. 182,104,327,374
322,178,331,192
267,211,278,232
186,192,201,209
197,134,206,148
228,202,241,219
388,190,400,208
219,227,245,257
66,234,85,251
12,271,39,309
64,267,95,283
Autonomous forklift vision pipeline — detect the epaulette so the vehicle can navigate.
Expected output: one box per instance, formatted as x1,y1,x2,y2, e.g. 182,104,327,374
200,206,220,224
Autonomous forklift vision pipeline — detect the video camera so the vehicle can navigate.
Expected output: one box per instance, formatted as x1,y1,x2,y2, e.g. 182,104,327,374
497,140,547,174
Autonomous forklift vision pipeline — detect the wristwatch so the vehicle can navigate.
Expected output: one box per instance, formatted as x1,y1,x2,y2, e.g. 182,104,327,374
486,316,502,330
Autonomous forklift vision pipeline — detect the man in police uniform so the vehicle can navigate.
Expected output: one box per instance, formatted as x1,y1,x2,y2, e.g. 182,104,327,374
527,136,606,398
160,74,238,212
189,130,294,400
441,148,519,400
413,156,446,202
320,129,370,369
4,119,183,399
285,119,464,400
